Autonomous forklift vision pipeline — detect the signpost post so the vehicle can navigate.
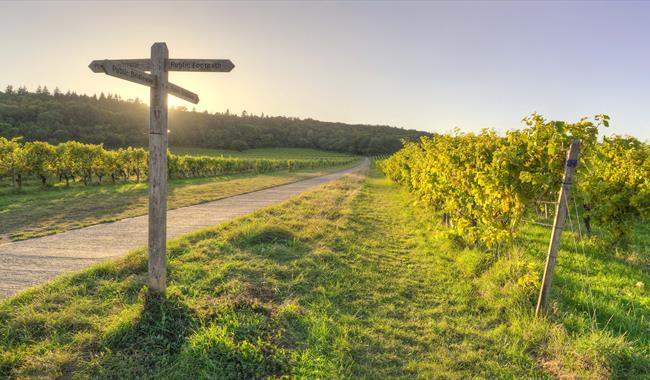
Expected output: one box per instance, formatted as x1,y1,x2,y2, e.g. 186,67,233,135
89,42,234,295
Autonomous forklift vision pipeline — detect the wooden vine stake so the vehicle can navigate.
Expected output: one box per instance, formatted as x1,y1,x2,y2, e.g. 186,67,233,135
89,43,235,295
535,139,581,317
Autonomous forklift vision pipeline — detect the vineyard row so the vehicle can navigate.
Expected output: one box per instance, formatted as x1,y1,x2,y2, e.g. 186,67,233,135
0,138,357,188
379,114,650,246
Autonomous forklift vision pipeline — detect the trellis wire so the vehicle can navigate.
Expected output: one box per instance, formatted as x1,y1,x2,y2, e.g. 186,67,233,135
562,189,597,323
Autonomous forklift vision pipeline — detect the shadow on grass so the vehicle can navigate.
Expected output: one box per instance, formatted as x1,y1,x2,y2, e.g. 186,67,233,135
0,186,148,240
95,293,199,379
528,225,650,375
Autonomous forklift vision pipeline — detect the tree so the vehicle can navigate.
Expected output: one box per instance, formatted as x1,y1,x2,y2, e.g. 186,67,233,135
0,87,427,155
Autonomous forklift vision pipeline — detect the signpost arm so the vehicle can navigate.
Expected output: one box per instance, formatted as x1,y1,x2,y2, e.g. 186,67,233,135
148,42,169,295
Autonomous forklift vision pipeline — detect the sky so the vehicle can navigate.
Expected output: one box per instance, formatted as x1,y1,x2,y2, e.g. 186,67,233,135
1,0,649,139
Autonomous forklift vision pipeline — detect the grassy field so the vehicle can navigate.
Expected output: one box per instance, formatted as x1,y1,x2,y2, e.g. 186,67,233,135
169,147,356,159
1,165,647,378
0,160,359,243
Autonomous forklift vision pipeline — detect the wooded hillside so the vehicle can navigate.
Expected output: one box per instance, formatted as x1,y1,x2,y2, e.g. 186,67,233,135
0,86,428,154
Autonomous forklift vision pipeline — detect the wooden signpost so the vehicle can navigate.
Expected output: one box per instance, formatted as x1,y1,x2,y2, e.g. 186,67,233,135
89,42,234,295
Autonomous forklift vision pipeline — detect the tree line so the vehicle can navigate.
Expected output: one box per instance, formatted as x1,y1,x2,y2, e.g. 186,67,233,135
0,86,428,155
0,137,356,189
380,113,650,247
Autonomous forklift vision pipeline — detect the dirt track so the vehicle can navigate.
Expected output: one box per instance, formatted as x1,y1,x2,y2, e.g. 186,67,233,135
0,159,368,299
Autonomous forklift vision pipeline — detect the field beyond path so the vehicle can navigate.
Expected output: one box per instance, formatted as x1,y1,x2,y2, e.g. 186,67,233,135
0,159,369,299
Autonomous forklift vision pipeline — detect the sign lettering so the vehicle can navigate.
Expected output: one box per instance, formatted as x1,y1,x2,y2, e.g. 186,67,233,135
167,59,235,72
100,61,156,88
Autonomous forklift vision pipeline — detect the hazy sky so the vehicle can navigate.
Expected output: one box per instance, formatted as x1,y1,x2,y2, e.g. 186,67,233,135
1,1,649,138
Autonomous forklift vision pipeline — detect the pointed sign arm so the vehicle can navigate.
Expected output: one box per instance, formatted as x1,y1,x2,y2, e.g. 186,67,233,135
165,82,200,104
88,59,151,73
89,60,199,104
166,59,235,72
92,60,156,87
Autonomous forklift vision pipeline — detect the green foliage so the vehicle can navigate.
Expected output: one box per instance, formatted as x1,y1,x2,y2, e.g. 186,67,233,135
22,142,56,185
380,113,647,246
0,138,357,190
0,88,427,155
0,137,21,186
581,135,650,241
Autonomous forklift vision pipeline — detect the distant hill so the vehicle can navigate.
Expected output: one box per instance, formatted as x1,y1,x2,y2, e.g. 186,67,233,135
0,86,429,155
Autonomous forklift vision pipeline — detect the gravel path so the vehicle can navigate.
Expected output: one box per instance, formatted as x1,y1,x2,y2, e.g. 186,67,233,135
0,159,368,299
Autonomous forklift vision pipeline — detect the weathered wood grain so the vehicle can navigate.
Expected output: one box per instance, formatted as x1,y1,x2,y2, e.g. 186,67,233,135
148,42,169,294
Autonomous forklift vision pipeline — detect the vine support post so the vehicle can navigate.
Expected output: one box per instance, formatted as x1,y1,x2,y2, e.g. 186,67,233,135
535,139,581,317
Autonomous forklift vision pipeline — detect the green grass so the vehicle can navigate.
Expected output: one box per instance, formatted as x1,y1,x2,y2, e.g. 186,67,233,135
0,166,647,378
0,161,358,243
169,147,356,159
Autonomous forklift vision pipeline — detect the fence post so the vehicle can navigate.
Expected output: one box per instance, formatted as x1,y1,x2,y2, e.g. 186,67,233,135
535,139,581,317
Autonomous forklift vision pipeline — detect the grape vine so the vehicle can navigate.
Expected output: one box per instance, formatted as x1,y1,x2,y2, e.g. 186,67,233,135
0,138,356,189
380,113,648,246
